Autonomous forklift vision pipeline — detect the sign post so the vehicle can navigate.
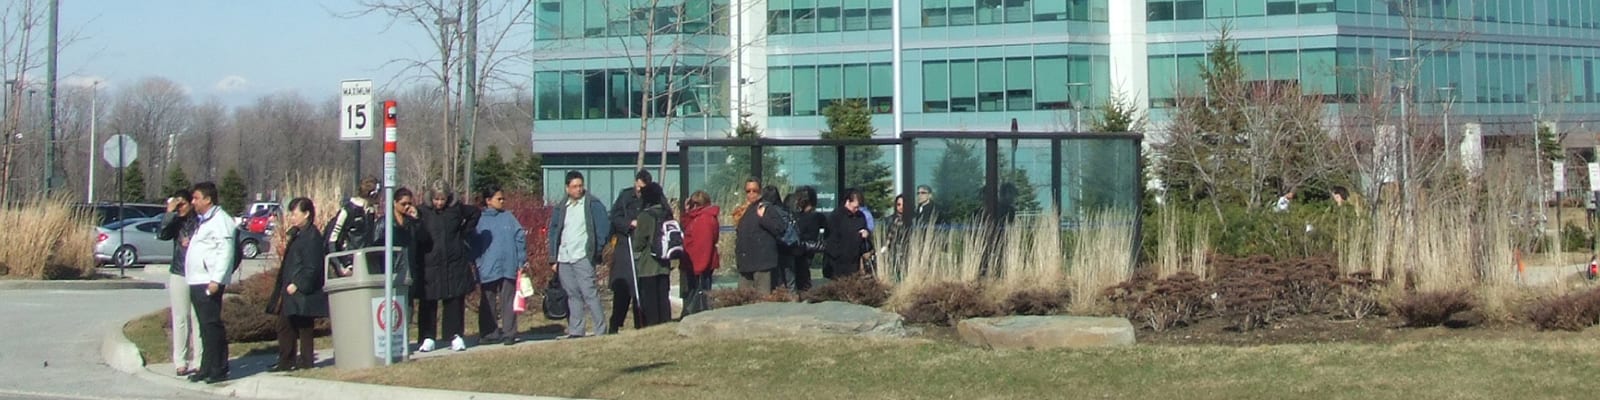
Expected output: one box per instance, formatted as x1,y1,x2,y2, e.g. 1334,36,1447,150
1589,162,1599,253
1554,161,1566,253
103,134,138,277
341,80,374,190
380,100,398,365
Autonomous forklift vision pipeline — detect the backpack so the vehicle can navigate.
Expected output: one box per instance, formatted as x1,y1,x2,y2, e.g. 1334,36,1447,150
543,278,570,320
652,219,686,260
771,203,800,247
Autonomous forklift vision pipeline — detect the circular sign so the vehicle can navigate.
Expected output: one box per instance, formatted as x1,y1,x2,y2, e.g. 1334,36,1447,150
375,298,403,332
102,134,139,169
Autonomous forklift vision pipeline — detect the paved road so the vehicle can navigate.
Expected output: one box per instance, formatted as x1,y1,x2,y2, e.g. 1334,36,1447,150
0,263,280,400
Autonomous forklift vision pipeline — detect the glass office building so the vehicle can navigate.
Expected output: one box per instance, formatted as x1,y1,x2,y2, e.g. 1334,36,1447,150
533,1,1600,200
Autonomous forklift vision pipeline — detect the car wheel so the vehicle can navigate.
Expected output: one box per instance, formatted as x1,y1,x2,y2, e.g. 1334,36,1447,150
113,246,138,268
242,239,260,259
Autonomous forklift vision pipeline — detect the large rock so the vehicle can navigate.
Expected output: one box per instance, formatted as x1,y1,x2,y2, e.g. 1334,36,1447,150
957,316,1135,350
676,301,910,339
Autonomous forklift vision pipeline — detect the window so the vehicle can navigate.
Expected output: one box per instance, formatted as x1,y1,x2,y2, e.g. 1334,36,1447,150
561,0,584,38
1174,0,1204,19
1147,55,1175,107
1036,56,1069,109
1299,0,1334,13
607,70,631,118
871,63,893,113
1006,58,1033,111
978,0,1003,24
924,0,948,27
1148,1,1174,21
584,0,606,36
819,64,843,110
794,66,819,115
951,0,976,25
979,58,1005,111
845,64,870,100
870,0,893,29
536,71,561,120
561,70,584,119
844,0,868,30
770,66,793,116
1005,0,1030,23
1208,0,1234,18
924,61,950,112
536,1,560,40
950,60,977,112
819,0,842,32
583,70,606,119
1266,0,1296,15
1035,0,1066,21
795,0,817,33
1269,50,1299,82
1238,0,1266,16
1175,54,1205,97
1300,49,1336,96
770,0,793,34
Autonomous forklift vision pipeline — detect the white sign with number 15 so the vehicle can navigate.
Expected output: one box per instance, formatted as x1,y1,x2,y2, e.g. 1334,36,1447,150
340,80,373,141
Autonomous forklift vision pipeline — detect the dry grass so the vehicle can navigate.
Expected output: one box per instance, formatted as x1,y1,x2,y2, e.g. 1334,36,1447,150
273,169,349,254
300,326,1600,400
1067,210,1137,314
0,195,97,279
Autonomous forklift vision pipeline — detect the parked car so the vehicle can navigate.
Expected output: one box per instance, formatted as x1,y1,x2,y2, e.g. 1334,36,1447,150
94,214,273,268
242,208,278,234
95,217,169,268
74,202,166,226
239,202,282,226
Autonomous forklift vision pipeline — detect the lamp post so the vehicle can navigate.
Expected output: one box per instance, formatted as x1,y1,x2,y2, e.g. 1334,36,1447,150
694,83,714,187
1066,82,1089,132
1389,56,1413,212
1437,86,1456,167
88,81,98,203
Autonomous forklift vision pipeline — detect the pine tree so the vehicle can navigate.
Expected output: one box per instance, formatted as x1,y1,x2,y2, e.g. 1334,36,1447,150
933,140,984,223
161,165,190,199
119,161,148,203
1538,124,1564,163
1089,91,1145,133
510,149,544,197
472,145,512,194
816,99,893,212
707,119,788,207
221,168,247,215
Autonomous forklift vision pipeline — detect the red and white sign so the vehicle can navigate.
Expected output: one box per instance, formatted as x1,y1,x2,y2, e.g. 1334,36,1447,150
372,298,406,358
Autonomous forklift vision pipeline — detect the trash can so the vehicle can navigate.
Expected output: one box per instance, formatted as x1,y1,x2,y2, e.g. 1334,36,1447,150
324,247,409,369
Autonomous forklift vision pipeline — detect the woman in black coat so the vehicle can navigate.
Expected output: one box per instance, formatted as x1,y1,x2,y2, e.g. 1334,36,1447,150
734,180,785,293
824,189,872,278
789,187,826,291
268,198,329,372
415,187,478,352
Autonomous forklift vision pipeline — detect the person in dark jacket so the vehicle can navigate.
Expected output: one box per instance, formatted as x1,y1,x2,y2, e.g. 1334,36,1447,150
631,182,673,327
681,190,720,316
606,170,656,333
825,189,872,277
761,186,794,289
267,198,330,372
474,186,527,346
157,189,202,376
735,179,785,293
879,194,910,280
788,187,825,291
548,171,611,338
914,185,939,226
415,186,479,352
325,177,380,274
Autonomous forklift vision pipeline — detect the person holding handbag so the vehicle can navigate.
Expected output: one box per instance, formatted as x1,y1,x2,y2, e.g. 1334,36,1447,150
267,198,330,372
681,190,720,316
473,186,527,345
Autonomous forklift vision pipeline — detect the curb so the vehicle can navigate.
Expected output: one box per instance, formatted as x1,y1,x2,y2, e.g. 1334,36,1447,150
103,315,579,400
1,279,166,290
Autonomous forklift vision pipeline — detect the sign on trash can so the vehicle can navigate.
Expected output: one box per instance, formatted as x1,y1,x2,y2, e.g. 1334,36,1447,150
373,297,406,357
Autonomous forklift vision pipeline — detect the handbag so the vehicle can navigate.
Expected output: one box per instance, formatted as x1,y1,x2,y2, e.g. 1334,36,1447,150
543,277,570,320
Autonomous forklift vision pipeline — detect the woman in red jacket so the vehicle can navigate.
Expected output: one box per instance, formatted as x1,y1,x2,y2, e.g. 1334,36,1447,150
681,190,720,316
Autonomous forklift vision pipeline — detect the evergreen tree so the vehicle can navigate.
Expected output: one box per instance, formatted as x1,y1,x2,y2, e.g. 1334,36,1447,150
1089,91,1145,133
161,165,190,199
221,168,247,214
933,140,984,223
706,119,788,207
119,161,147,203
815,99,893,212
472,145,513,195
510,149,544,197
1538,124,1564,163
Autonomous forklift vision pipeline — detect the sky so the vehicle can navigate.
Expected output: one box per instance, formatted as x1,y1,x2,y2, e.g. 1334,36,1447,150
59,1,450,105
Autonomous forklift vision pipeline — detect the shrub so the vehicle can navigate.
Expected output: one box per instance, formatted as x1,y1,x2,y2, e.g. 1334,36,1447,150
804,274,891,307
224,267,282,342
0,197,97,280
1527,287,1600,331
763,287,799,302
505,193,553,286
1333,270,1386,320
1393,290,1478,327
1562,221,1590,253
710,288,764,308
1211,256,1289,331
898,282,1000,326
1275,258,1339,314
1105,271,1209,331
1001,286,1071,316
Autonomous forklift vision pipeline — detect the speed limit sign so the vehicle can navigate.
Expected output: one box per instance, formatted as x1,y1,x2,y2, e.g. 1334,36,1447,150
340,80,373,141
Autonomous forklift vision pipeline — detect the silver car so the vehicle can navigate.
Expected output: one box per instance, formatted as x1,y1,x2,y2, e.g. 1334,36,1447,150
95,217,171,268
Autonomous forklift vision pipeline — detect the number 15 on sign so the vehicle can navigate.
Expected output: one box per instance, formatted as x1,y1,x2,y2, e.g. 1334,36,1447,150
341,80,374,141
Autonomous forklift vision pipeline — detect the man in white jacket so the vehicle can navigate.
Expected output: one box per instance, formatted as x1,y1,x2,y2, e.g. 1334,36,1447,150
185,182,235,384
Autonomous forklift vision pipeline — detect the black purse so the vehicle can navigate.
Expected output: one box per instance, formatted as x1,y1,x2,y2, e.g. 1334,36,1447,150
542,277,570,320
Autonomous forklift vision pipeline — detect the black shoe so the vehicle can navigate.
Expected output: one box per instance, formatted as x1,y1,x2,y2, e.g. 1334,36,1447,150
267,363,294,373
204,374,229,385
502,337,518,346
481,332,502,342
187,374,207,383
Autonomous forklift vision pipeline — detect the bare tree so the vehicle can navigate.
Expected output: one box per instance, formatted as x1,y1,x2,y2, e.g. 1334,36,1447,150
186,98,228,181
107,76,192,198
1,0,48,203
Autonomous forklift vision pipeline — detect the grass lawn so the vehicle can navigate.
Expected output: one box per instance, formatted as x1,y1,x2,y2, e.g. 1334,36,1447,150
296,324,1600,400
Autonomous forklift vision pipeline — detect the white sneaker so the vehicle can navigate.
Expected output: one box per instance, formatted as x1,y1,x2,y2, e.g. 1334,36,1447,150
450,335,467,351
418,338,436,353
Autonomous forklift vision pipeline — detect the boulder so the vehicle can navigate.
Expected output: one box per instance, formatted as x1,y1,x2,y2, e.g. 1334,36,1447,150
676,301,910,339
957,316,1135,350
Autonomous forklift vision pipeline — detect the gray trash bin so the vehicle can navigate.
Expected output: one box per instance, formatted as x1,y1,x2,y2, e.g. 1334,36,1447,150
324,247,409,369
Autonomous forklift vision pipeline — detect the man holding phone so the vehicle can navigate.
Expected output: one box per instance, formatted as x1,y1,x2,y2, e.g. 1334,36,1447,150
185,182,235,384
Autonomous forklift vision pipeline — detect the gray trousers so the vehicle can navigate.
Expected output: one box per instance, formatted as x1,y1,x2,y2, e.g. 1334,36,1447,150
558,259,608,336
478,278,518,339
739,270,774,294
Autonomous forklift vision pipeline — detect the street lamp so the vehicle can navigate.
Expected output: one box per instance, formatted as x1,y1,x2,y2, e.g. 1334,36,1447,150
1066,82,1089,132
1437,86,1456,166
693,83,715,189
1389,56,1413,211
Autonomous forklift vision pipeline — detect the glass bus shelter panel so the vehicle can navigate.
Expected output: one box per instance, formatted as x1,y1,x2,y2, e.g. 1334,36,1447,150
1060,137,1140,223
844,144,897,214
912,137,989,225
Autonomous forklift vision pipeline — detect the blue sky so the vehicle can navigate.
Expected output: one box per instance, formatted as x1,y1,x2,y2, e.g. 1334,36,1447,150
60,1,445,105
